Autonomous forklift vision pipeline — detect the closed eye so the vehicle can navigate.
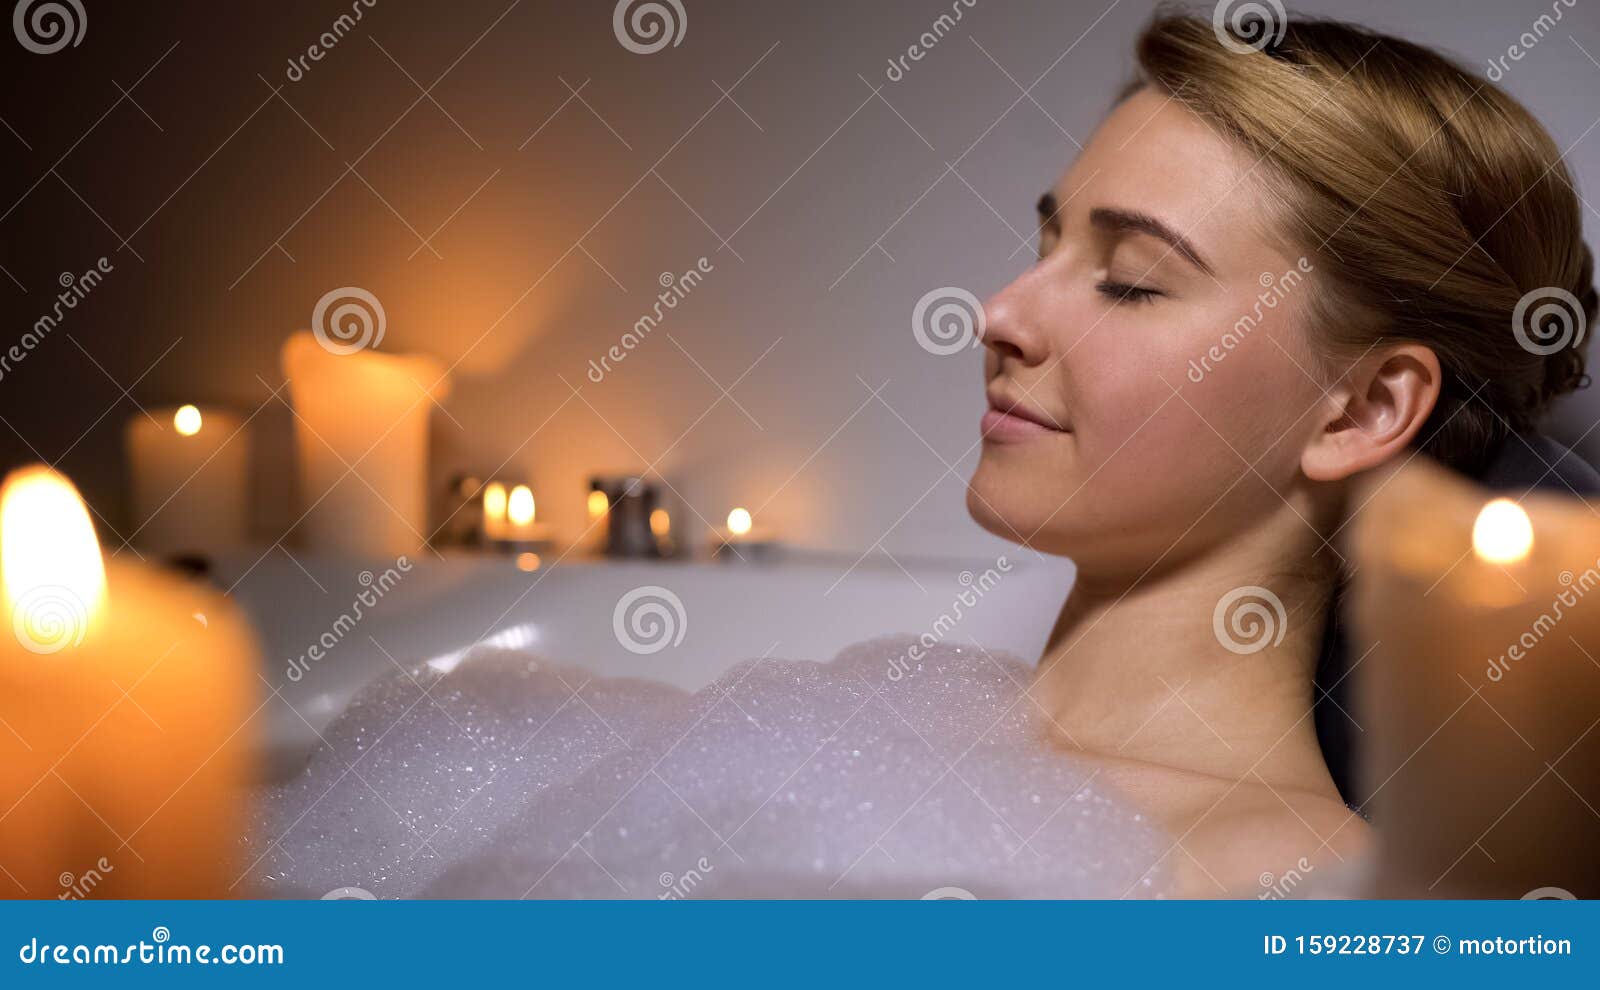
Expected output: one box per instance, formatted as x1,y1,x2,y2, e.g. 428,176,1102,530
1095,280,1163,305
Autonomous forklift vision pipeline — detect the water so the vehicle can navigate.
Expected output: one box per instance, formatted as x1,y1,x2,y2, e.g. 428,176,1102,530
244,637,1170,898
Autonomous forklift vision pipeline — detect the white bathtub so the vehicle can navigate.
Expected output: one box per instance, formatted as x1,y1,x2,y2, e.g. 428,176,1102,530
217,548,1074,775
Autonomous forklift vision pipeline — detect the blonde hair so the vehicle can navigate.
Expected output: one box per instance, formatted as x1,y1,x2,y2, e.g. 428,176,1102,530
1133,8,1595,473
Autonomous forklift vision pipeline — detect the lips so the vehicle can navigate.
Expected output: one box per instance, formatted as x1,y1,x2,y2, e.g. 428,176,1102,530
982,388,1068,442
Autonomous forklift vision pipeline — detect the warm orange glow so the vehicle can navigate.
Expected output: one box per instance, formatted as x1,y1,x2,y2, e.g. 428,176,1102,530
508,485,535,526
1,466,106,651
1473,499,1533,565
173,404,202,436
650,508,671,537
726,507,752,536
587,490,609,520
482,482,508,523
515,552,541,572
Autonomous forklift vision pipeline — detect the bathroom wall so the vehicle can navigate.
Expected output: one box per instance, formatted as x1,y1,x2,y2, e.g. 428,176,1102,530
2,0,1597,559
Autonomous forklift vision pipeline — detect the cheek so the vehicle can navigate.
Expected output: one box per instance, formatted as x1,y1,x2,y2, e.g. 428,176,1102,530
1070,308,1320,497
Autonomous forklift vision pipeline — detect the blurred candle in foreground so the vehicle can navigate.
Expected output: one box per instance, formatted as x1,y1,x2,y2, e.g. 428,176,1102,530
0,465,257,897
126,404,249,558
1351,460,1600,898
282,332,450,557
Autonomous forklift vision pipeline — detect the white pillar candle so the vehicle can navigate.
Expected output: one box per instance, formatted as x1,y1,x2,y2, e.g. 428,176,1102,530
281,333,450,557
125,404,249,557
1350,459,1600,898
0,465,257,897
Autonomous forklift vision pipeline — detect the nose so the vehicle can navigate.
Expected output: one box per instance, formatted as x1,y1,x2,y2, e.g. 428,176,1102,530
982,266,1051,367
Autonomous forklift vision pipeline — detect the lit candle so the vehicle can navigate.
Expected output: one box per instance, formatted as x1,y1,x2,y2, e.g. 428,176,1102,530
481,482,508,542
281,332,450,557
498,484,552,546
712,506,779,559
0,465,257,897
125,404,249,557
1349,459,1600,897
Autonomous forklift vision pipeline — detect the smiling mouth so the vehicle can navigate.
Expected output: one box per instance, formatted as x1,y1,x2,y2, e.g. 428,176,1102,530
981,393,1069,442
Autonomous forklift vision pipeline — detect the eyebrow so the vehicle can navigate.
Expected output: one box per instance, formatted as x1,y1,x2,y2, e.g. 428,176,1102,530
1087,206,1215,277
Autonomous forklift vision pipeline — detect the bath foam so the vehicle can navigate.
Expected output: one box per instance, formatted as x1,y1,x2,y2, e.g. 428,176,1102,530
243,651,684,898
249,638,1171,899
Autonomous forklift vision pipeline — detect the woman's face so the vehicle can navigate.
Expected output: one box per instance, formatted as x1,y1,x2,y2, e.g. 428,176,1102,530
967,86,1331,576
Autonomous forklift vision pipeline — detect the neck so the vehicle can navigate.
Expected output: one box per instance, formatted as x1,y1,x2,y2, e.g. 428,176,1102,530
1032,512,1340,797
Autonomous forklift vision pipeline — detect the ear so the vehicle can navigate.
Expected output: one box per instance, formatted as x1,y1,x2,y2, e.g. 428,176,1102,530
1302,344,1442,482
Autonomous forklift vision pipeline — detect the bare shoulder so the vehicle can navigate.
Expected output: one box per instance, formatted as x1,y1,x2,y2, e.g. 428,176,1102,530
1171,782,1374,897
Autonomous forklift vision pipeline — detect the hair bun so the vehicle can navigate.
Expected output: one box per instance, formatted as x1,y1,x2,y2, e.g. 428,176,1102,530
1536,247,1595,404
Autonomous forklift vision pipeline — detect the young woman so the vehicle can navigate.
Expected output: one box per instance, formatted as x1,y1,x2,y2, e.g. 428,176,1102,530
969,10,1594,895
251,10,1595,901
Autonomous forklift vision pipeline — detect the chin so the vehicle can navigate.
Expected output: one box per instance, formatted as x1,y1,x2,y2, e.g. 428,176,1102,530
967,461,1055,552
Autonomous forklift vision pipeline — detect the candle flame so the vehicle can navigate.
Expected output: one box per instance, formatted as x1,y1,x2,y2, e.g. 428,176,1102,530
516,552,541,572
650,508,671,537
482,482,507,523
587,490,609,520
508,485,535,526
726,507,752,536
173,404,203,436
1473,498,1533,565
0,466,106,654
